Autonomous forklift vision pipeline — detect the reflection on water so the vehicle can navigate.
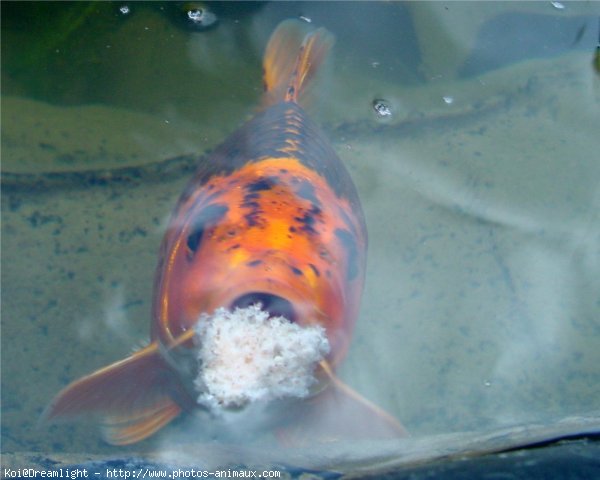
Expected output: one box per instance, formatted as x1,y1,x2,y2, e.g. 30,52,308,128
2,0,599,470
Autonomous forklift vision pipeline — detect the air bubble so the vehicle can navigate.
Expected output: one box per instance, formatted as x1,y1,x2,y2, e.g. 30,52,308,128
443,96,454,105
119,5,130,15
551,1,565,9
372,99,393,119
187,6,218,29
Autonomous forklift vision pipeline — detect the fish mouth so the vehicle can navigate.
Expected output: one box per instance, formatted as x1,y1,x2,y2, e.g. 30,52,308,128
230,292,296,323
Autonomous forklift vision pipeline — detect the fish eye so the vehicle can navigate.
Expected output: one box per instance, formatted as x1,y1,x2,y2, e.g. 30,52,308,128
186,204,229,255
186,225,204,253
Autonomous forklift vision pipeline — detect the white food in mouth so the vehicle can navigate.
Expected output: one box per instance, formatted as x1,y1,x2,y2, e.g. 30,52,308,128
193,304,330,413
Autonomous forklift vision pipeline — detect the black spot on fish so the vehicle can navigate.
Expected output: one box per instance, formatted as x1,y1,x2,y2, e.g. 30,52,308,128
186,204,229,254
245,214,261,227
242,194,261,224
334,228,359,280
244,199,263,226
247,177,278,192
247,260,262,267
290,266,303,276
244,192,260,202
308,263,320,277
319,247,330,261
294,211,317,235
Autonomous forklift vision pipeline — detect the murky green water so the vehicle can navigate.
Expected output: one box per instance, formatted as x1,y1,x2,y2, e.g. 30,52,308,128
2,0,599,471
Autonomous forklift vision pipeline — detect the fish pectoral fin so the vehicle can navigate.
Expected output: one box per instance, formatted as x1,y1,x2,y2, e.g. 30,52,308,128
319,360,409,438
102,401,182,446
279,361,408,444
43,341,184,445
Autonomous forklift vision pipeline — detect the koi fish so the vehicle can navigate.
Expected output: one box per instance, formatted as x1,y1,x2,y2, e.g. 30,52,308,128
45,19,407,445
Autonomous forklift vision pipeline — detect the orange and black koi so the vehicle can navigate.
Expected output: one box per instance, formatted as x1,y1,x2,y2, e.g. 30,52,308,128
45,19,406,445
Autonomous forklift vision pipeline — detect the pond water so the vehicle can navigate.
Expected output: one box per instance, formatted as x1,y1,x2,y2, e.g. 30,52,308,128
2,1,599,473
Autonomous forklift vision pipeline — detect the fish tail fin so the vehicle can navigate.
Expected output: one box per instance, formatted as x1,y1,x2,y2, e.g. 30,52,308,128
263,19,334,107
42,341,189,445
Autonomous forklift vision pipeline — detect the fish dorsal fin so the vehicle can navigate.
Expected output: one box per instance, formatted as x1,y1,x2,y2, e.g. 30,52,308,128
43,341,185,445
263,19,334,108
